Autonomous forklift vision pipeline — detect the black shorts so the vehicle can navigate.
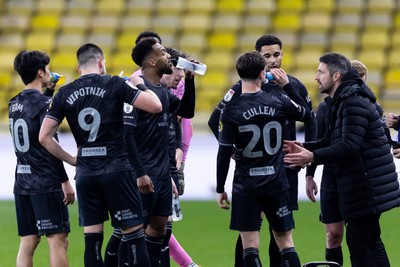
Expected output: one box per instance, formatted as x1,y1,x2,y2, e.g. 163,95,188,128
230,190,294,232
141,179,172,222
320,189,343,224
286,168,299,210
75,170,143,228
15,192,70,237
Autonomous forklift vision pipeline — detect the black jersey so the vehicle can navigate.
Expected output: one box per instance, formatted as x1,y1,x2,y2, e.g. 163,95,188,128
9,89,68,195
218,90,311,196
124,80,181,180
46,74,141,176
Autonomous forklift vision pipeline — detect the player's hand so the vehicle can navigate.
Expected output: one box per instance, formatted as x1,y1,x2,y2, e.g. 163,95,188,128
137,175,154,194
386,113,399,129
175,148,183,170
283,140,303,154
171,178,179,198
217,192,230,210
393,147,400,159
269,68,289,87
62,181,75,205
305,176,318,203
284,146,314,168
129,73,144,87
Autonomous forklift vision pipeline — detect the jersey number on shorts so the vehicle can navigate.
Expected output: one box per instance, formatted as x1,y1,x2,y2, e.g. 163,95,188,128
78,107,101,142
239,121,282,158
9,118,29,152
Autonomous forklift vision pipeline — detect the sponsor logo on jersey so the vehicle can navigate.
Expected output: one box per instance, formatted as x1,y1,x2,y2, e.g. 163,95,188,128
249,166,275,176
17,165,31,174
223,89,235,102
81,147,107,157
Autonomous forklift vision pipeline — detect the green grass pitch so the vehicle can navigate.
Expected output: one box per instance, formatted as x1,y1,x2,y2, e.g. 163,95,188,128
0,200,398,266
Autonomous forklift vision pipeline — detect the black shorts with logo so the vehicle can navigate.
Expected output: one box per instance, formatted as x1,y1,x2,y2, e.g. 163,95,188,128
15,192,70,236
76,170,144,228
140,179,172,222
230,190,294,232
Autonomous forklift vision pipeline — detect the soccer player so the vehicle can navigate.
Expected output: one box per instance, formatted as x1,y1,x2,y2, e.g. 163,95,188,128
208,34,317,267
125,38,195,267
284,52,400,267
10,50,75,267
217,51,313,267
39,43,163,267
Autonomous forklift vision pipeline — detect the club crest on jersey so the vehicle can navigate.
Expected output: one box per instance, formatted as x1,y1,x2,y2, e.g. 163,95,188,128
218,121,223,132
124,103,134,113
223,89,235,102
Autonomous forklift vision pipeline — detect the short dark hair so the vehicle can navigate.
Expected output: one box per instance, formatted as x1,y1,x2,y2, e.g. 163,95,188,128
131,38,157,67
13,50,50,85
319,52,351,80
165,47,187,63
76,43,103,67
236,51,266,80
135,31,162,44
255,35,282,52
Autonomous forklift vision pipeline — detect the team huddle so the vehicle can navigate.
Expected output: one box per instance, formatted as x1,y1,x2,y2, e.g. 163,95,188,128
8,31,400,267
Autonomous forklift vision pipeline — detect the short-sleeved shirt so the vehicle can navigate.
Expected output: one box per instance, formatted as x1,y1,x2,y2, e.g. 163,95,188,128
46,74,141,176
219,90,309,196
9,89,68,195
123,79,181,180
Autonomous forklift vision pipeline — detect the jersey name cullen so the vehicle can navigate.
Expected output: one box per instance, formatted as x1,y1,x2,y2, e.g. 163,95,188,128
243,106,276,120
67,87,106,105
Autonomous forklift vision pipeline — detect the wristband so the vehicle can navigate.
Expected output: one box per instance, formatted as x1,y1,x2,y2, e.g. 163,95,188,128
136,84,147,91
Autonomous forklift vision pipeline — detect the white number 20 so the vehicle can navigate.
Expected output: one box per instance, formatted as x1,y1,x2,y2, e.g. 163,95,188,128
239,121,282,158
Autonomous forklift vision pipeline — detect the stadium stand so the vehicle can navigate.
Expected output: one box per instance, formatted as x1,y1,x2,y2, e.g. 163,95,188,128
1,0,400,124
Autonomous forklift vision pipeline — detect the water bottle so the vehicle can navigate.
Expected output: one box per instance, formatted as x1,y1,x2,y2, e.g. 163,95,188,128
50,72,65,85
171,57,207,76
265,72,274,82
171,197,183,221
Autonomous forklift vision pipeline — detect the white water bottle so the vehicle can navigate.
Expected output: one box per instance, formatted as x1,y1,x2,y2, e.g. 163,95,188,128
171,197,183,221
172,57,207,76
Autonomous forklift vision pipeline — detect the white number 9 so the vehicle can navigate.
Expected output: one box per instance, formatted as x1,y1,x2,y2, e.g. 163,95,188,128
78,107,101,142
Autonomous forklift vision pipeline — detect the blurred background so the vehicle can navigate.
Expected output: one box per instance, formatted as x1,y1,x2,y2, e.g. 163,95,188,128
1,0,400,130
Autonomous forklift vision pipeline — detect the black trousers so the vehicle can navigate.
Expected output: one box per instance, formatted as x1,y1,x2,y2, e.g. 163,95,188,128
346,214,390,267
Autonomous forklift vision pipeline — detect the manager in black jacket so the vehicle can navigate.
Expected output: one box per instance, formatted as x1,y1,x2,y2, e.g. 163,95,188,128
284,52,400,267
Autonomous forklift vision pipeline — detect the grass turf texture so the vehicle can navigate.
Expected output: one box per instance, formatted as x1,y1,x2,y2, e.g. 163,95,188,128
0,200,398,266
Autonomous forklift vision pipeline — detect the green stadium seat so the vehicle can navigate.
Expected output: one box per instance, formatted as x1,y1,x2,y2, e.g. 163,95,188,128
31,14,60,33
202,51,234,71
337,0,365,14
55,33,85,53
242,15,271,34
0,14,30,33
367,0,396,13
277,0,305,12
66,0,94,15
208,33,237,51
212,14,241,33
120,16,152,35
273,13,302,32
25,32,55,52
86,33,116,56
96,0,125,15
306,0,335,13
293,50,322,70
299,33,329,51
237,33,260,52
302,13,332,33
107,51,137,76
51,52,78,71
0,34,24,53
181,14,212,34
0,52,18,71
152,15,181,35
387,50,400,68
363,13,393,30
186,0,215,14
156,0,185,15
116,34,136,53
246,0,277,15
216,0,244,14
126,0,154,15
357,49,386,70
360,30,389,49
59,15,89,34
177,34,207,55
273,33,299,51
330,32,359,53
0,72,13,89
35,0,65,14
6,0,35,15
333,13,363,32
384,69,400,89
89,15,120,34
394,12,400,29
